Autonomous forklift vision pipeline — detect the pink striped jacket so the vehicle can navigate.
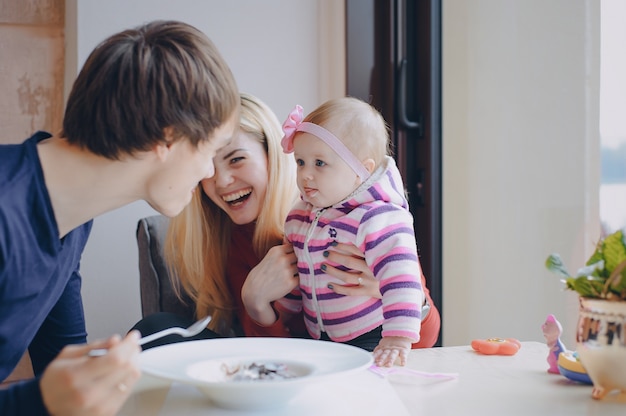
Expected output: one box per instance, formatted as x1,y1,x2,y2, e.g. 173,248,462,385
278,156,423,343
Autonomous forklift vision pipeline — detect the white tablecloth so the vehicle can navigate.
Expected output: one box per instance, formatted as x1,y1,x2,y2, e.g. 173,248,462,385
119,341,626,415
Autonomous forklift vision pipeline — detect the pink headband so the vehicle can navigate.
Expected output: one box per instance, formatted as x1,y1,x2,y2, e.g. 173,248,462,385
281,105,370,180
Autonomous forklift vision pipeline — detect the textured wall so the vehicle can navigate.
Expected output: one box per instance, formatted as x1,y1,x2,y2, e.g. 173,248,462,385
0,0,64,383
0,0,64,144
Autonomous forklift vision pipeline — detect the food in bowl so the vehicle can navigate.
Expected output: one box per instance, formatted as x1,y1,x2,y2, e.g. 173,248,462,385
186,357,314,384
221,361,298,381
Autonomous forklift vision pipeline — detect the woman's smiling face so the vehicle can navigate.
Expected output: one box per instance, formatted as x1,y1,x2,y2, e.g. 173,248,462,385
201,129,268,225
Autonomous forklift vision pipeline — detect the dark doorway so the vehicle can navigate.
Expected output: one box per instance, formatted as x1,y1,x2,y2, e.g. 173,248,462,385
346,0,442,345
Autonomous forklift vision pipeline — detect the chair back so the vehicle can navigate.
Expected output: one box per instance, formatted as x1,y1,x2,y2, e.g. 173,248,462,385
136,215,195,319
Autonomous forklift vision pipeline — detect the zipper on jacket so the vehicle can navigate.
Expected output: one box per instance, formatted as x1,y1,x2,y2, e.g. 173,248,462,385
304,209,325,332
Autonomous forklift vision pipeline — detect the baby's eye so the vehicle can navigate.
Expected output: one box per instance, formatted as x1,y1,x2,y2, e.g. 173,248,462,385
230,156,244,164
296,159,305,166
315,159,326,167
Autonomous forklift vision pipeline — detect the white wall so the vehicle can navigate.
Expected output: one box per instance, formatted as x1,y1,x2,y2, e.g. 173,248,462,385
442,0,600,347
67,0,345,340
69,0,601,349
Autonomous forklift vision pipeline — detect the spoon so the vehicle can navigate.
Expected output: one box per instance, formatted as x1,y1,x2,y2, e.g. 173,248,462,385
88,315,212,357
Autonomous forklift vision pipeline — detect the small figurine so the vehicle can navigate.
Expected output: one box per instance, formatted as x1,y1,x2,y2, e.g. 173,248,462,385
471,338,521,355
541,314,566,374
541,313,592,384
557,350,592,385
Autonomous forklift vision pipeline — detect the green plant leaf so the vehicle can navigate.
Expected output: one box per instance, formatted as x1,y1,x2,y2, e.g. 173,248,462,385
546,228,626,300
608,259,626,294
602,229,626,272
586,241,604,267
570,276,602,298
545,253,570,278
576,260,604,278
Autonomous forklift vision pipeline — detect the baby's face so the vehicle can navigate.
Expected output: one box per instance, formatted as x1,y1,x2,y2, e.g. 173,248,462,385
292,133,361,207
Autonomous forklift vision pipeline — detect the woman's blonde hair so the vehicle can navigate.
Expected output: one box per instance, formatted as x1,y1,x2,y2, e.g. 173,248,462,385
304,96,389,166
164,93,298,333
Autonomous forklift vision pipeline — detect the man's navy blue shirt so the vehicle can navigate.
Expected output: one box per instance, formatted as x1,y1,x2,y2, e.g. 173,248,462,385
0,132,92,415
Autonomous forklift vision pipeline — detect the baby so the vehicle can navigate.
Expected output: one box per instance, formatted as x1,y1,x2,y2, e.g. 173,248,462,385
277,97,424,367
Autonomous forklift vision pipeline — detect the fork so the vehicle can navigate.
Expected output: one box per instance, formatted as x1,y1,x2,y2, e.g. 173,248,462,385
87,315,212,357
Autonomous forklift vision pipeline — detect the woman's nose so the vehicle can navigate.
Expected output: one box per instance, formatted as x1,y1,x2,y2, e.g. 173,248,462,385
213,169,234,187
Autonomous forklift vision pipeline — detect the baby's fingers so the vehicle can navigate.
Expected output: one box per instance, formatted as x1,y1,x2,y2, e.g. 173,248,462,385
397,348,409,366
373,347,400,367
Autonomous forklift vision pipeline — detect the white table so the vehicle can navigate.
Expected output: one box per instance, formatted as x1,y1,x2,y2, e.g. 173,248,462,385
119,342,626,415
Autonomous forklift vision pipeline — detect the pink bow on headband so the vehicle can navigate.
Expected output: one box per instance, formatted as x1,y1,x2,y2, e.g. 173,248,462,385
280,104,370,181
280,105,303,153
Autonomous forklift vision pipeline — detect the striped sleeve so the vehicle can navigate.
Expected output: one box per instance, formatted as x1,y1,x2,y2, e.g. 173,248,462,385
357,205,424,342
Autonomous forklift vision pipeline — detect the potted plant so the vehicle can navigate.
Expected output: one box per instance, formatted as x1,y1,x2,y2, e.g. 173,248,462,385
546,228,626,400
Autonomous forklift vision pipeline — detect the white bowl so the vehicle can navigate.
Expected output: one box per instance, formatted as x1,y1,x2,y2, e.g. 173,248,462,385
140,337,373,410
186,357,315,409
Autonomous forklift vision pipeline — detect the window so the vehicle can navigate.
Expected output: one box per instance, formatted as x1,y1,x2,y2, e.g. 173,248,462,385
600,0,626,235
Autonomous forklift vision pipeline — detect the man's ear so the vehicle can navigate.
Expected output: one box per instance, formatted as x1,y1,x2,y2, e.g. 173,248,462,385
154,127,176,162
362,158,376,174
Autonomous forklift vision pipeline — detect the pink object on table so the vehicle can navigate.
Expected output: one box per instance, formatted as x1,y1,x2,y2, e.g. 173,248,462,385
541,314,566,374
471,338,521,355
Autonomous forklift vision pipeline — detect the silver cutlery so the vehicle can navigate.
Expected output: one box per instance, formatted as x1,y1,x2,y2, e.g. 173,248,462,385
88,315,212,357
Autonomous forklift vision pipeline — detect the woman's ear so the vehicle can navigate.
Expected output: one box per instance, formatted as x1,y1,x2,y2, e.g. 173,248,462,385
362,158,376,174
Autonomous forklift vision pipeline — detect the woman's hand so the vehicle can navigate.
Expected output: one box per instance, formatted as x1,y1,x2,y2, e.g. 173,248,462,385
40,331,141,416
241,242,299,326
323,242,381,299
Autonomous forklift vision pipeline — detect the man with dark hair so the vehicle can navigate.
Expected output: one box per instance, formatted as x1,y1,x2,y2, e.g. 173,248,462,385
0,20,239,415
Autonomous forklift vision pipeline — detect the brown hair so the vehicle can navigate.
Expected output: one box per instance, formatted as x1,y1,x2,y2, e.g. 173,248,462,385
304,96,389,166
165,93,299,333
61,20,238,159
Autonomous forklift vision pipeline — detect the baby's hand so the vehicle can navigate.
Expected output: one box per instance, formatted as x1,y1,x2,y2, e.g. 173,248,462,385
372,336,412,367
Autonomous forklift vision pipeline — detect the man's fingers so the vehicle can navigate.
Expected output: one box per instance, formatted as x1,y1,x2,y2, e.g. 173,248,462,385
60,336,121,359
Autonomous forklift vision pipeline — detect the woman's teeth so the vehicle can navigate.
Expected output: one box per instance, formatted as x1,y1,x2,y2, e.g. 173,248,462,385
222,189,252,203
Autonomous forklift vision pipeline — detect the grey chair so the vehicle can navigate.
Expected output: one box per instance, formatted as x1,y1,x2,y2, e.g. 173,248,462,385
136,215,195,320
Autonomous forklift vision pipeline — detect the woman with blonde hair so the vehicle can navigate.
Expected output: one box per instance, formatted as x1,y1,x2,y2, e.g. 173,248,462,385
133,93,440,347
164,92,301,336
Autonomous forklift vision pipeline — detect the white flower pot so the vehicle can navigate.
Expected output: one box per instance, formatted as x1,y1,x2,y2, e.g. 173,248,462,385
576,297,626,399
